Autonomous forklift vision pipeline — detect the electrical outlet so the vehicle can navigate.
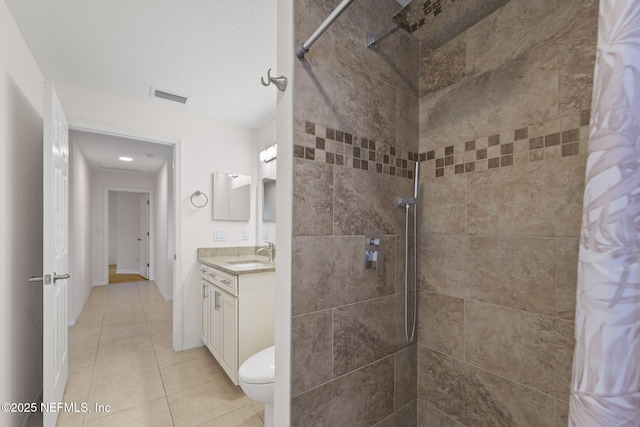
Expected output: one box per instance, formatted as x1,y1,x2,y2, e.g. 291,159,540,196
262,229,270,240
214,229,226,241
241,229,249,240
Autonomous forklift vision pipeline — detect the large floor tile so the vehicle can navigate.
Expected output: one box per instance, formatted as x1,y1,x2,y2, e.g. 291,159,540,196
160,355,226,395
167,380,249,427
82,397,173,427
197,405,263,427
85,370,166,422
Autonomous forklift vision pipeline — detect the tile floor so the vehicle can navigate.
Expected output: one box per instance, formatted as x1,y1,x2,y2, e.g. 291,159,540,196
51,281,264,427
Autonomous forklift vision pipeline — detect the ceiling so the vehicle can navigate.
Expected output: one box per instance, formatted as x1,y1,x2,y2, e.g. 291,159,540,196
70,129,174,176
4,0,278,130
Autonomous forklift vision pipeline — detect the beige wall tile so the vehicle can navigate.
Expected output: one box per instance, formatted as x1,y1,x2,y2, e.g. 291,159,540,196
292,357,394,427
292,235,395,315
335,0,419,97
419,43,558,150
464,0,595,77
417,400,465,427
465,301,574,399
292,157,334,236
395,346,418,410
556,399,570,427
420,172,467,235
294,47,397,145
292,310,333,396
557,238,580,320
374,400,417,427
334,166,410,235
418,291,464,359
334,294,411,376
421,235,557,315
397,90,420,153
420,35,466,97
467,154,586,237
558,3,598,115
418,346,556,426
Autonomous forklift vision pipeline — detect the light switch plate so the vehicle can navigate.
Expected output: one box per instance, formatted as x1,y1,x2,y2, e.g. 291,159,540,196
262,229,270,240
214,229,226,241
241,229,249,240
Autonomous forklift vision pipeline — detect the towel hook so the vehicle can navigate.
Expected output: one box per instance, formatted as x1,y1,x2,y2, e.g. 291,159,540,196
190,190,208,208
261,68,288,92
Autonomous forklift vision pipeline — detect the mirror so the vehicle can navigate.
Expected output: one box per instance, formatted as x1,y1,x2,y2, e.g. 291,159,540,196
263,178,276,221
212,172,251,221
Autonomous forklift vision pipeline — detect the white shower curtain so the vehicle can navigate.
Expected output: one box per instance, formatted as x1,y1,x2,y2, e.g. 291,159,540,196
569,1,640,425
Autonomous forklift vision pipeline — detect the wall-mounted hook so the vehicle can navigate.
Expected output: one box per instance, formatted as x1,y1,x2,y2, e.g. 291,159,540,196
261,68,288,92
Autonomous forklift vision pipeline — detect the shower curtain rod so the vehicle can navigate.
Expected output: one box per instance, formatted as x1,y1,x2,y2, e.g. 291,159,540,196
296,0,355,58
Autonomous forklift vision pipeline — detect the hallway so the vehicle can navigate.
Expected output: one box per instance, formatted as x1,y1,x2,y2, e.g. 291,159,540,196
55,281,264,426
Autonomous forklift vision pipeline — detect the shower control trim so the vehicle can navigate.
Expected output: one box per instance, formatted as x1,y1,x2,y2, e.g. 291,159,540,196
364,229,384,275
397,196,417,206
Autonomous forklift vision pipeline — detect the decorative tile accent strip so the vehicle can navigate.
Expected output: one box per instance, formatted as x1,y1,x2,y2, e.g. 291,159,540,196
295,121,418,180
422,110,590,178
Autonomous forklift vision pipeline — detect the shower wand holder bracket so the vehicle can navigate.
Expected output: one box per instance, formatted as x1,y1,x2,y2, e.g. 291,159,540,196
364,229,384,275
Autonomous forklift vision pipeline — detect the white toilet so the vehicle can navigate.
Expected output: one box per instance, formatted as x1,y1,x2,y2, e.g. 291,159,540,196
238,346,275,427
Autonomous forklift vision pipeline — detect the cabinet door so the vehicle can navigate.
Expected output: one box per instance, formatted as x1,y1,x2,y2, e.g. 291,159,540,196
200,281,208,343
208,284,221,360
219,290,238,382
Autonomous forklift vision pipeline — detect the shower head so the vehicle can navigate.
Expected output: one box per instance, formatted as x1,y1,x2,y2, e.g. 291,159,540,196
393,0,511,49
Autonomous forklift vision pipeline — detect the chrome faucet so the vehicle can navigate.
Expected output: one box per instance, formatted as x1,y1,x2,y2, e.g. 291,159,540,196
256,241,275,263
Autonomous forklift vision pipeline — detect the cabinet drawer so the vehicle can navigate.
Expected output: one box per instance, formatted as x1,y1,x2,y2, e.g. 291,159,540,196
206,266,237,296
199,264,208,280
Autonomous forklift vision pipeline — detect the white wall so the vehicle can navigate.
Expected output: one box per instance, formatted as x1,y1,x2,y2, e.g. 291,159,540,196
154,161,171,299
116,192,141,273
258,118,277,244
0,2,45,426
108,191,118,264
68,137,93,325
56,83,258,349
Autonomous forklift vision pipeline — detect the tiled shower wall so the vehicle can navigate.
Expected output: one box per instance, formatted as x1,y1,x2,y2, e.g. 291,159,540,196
416,0,597,425
290,0,420,425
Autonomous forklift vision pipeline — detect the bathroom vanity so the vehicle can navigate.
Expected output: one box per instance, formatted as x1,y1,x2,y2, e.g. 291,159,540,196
198,253,275,385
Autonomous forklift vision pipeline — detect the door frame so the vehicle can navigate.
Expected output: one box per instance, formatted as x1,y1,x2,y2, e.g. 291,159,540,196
68,119,184,350
103,188,154,280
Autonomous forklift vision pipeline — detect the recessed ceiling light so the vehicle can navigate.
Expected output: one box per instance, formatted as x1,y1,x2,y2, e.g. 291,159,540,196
119,156,133,162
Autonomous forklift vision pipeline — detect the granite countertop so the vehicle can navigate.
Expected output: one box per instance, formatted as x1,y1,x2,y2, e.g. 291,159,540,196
198,254,275,275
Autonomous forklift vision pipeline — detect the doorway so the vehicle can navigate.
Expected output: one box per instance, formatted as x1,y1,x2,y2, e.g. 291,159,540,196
68,121,182,349
106,189,151,284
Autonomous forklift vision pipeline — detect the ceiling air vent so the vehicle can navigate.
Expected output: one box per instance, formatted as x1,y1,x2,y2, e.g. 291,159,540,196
150,87,189,104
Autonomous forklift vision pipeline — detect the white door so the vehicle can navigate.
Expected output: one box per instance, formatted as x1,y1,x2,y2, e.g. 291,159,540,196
43,83,69,427
138,193,149,279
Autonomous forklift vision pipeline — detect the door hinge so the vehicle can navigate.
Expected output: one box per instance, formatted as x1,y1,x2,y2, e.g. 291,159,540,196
147,263,150,267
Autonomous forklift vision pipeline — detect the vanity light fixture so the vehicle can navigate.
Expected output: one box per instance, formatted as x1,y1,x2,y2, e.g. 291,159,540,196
119,156,133,162
260,143,277,163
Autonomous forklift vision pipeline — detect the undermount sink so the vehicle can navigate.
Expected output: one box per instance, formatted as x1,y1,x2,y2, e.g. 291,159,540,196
225,259,271,267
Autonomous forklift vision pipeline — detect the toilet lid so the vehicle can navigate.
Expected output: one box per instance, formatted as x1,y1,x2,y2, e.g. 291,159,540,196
238,346,275,384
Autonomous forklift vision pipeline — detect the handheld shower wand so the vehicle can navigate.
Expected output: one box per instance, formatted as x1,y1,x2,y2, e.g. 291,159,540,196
397,161,419,344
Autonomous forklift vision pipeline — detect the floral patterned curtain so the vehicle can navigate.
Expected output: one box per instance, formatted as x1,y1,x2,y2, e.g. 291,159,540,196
569,0,640,425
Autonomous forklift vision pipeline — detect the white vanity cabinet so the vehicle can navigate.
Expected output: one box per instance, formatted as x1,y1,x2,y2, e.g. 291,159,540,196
200,263,275,385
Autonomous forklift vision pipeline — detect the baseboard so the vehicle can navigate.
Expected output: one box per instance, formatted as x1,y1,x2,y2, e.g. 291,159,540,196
182,339,205,351
92,280,108,286
115,269,140,274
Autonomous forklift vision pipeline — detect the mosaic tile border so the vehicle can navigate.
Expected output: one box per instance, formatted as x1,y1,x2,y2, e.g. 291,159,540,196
420,110,591,178
294,121,418,180
394,0,443,34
